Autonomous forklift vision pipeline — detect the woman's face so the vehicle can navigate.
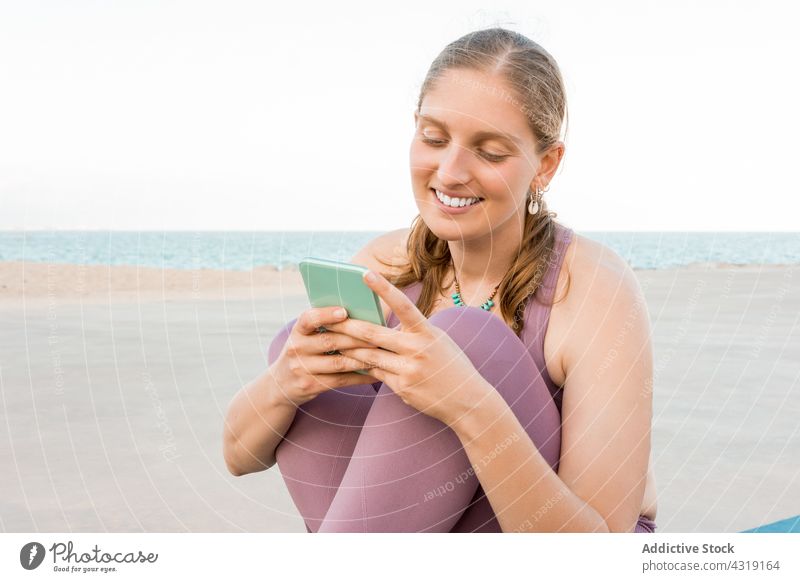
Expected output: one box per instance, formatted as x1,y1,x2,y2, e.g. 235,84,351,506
409,68,542,243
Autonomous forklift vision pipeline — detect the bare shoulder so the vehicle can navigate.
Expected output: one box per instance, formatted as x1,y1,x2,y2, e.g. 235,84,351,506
556,232,641,306
547,232,647,382
349,227,411,278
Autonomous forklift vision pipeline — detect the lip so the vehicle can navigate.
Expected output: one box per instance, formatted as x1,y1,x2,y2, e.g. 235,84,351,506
430,188,484,214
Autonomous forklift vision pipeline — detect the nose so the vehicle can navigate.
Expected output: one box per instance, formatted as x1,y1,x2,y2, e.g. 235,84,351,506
436,143,473,187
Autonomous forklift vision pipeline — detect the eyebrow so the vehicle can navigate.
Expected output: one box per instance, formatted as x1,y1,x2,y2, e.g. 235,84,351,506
417,114,523,147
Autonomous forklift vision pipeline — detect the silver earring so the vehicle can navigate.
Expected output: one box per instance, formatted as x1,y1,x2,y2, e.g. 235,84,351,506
528,186,543,215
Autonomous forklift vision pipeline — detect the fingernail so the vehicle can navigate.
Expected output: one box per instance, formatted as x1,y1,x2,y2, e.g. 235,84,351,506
334,308,347,318
364,271,377,283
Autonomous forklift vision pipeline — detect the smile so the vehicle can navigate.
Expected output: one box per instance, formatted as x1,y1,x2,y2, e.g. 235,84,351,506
430,188,484,213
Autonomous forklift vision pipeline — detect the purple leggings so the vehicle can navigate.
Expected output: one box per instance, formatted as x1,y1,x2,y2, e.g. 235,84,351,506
267,305,651,532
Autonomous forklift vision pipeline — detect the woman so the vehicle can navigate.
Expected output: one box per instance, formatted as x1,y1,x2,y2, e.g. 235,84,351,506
223,27,658,533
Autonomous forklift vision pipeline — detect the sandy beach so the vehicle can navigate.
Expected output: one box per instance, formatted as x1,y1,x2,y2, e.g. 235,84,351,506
0,261,797,533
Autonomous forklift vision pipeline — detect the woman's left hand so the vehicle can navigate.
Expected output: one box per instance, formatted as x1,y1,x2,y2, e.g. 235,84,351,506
323,270,492,427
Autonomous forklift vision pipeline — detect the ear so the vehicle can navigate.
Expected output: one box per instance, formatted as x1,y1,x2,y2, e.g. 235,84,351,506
530,141,566,191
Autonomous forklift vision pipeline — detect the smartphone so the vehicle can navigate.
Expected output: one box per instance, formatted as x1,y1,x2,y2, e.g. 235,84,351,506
298,256,386,375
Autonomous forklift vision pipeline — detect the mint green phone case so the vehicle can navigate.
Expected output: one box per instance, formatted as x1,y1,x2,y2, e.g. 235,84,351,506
298,256,386,375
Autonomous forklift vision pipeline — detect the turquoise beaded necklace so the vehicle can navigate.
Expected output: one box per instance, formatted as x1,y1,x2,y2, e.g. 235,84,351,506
451,270,502,311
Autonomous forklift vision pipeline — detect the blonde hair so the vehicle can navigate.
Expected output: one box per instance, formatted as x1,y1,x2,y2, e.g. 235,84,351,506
379,27,571,337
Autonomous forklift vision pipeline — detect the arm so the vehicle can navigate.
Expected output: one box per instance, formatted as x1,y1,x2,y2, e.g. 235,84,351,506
223,346,299,476
450,248,654,532
452,388,609,531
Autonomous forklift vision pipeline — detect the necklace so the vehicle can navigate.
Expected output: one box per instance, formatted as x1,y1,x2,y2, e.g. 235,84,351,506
451,268,502,311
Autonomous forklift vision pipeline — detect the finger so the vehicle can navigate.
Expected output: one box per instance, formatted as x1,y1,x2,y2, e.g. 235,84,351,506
355,365,397,392
362,270,428,333
308,330,378,355
314,372,382,390
324,318,403,352
304,353,382,375
339,347,403,376
294,306,349,335
319,366,390,390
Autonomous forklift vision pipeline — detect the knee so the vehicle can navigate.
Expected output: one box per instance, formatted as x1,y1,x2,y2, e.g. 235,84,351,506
428,306,510,338
428,306,529,373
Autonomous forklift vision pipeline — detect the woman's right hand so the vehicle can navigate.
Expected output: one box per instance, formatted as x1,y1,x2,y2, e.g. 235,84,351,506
270,306,382,406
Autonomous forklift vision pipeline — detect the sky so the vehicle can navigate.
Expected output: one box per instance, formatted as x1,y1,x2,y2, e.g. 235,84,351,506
1,0,798,231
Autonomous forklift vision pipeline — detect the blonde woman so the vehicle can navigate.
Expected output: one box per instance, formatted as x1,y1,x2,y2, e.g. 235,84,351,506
224,27,657,533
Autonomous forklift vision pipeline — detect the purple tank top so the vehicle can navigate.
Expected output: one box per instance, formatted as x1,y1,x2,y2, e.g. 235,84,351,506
386,221,574,416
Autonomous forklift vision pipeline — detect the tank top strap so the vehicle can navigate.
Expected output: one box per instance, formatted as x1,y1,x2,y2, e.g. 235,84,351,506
521,222,574,415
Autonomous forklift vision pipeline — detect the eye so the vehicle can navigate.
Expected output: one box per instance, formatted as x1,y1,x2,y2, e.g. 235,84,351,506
478,150,509,163
421,135,508,162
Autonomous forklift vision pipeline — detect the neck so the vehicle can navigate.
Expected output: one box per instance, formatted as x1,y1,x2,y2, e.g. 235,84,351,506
447,219,524,292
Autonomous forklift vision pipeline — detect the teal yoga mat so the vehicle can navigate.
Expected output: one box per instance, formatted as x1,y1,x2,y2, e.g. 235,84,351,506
742,515,800,533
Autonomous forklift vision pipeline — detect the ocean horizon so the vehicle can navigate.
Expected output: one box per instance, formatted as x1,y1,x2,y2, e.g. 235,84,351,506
1,230,798,271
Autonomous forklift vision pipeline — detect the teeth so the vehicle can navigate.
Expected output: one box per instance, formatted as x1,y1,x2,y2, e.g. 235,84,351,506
435,189,481,208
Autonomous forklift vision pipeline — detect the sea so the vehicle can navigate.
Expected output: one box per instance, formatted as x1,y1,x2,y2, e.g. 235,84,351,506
0,231,798,271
